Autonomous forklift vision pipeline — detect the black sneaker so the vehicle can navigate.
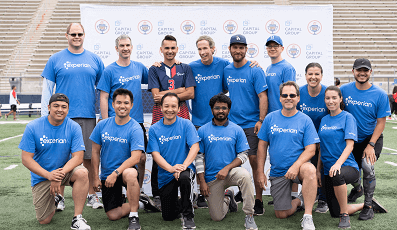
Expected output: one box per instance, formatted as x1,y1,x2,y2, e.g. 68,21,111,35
235,190,243,203
347,186,363,203
225,189,237,212
196,194,208,208
267,200,274,206
139,193,160,212
54,194,63,208
358,205,374,220
182,217,196,229
128,216,141,230
338,213,351,229
254,199,264,216
372,197,388,213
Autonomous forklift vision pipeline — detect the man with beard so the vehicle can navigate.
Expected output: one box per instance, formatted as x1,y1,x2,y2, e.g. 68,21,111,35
223,34,268,216
196,93,258,230
340,58,390,220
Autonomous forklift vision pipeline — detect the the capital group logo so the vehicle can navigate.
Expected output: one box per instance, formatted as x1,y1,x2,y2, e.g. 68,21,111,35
247,43,259,58
143,169,151,184
265,20,280,34
95,19,110,34
138,20,153,35
180,20,195,35
286,44,301,59
40,135,67,146
223,20,238,34
159,135,181,144
307,20,322,35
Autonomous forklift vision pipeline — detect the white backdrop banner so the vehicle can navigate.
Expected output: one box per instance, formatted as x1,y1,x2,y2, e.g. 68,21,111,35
81,4,333,195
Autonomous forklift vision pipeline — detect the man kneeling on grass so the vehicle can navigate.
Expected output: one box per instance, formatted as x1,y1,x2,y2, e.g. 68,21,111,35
20,93,91,230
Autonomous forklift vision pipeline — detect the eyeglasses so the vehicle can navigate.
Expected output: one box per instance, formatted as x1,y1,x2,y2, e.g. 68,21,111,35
266,45,280,49
68,33,84,37
213,106,228,111
281,94,297,98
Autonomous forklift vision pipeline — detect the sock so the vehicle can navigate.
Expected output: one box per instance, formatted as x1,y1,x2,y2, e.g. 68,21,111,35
140,187,144,193
291,192,299,197
138,201,145,209
303,214,312,218
129,212,138,218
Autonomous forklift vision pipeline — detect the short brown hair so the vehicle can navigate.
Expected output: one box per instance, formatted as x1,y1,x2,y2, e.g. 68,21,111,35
66,23,85,34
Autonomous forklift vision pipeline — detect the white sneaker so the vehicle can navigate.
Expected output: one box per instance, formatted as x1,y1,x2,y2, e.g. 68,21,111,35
71,214,91,230
86,194,103,209
56,195,65,211
301,215,315,230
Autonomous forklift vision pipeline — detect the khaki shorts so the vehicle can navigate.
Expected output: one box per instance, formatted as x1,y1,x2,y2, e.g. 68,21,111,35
31,165,86,221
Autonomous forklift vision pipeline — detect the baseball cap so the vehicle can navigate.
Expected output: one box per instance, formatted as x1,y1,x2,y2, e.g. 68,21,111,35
266,35,283,46
230,34,247,45
49,93,69,105
353,58,372,70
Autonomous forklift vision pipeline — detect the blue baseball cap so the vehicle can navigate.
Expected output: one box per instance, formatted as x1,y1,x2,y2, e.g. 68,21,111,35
230,34,247,45
266,35,283,46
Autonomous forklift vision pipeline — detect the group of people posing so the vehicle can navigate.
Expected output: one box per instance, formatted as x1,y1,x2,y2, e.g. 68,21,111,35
19,22,389,230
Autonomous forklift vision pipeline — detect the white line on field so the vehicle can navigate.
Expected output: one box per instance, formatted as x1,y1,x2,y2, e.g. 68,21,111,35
383,147,397,153
4,164,18,170
385,161,397,167
0,134,23,142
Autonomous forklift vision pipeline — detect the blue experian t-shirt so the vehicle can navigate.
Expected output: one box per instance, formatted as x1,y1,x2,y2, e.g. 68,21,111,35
319,111,359,175
97,61,148,123
257,110,319,177
147,117,200,189
41,49,104,118
265,59,296,113
18,116,85,186
341,82,391,142
297,84,328,131
148,63,196,92
89,117,145,180
223,61,268,128
190,57,229,127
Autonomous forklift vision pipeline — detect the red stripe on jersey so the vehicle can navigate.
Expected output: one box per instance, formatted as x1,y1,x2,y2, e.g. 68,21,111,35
171,66,176,78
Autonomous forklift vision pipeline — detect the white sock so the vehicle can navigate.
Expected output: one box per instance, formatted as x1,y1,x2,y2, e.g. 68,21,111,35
303,214,312,218
140,187,144,193
129,212,138,218
291,192,299,197
138,201,145,209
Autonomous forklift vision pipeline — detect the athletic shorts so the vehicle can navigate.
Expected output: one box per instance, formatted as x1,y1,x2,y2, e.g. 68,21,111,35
352,134,383,169
31,165,86,221
151,101,190,125
10,104,16,112
243,127,258,156
71,118,96,159
269,176,302,211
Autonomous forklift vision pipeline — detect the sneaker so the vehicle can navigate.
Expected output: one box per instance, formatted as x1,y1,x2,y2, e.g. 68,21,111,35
225,189,237,212
301,215,316,230
235,191,243,203
56,194,65,211
372,197,388,213
196,194,208,208
139,193,160,212
267,200,274,206
358,205,374,220
71,215,91,230
253,199,264,216
297,192,305,210
347,186,363,203
182,216,196,229
244,215,258,230
128,216,141,230
338,213,351,229
86,194,103,209
315,200,328,213
153,196,162,211
5,114,8,120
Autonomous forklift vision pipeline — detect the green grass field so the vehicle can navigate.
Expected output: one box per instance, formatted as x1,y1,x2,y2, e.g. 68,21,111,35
1,116,397,229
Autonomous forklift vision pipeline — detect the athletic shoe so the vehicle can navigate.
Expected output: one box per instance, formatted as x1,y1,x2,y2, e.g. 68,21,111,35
182,217,196,229
56,194,65,211
358,205,374,220
234,191,243,203
267,200,274,206
253,199,264,216
71,215,91,230
244,215,258,230
314,200,329,213
347,186,363,203
196,194,208,208
301,215,316,230
127,216,141,230
153,196,162,211
139,193,160,212
5,114,8,120
86,194,103,209
225,189,237,212
338,213,350,229
372,197,388,213
297,192,305,210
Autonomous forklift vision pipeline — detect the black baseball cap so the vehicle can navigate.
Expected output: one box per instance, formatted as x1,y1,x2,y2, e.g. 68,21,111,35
49,93,69,105
353,58,372,70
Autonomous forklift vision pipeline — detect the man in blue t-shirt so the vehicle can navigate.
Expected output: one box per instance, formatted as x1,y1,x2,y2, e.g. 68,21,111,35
41,23,105,209
147,93,200,229
265,35,296,113
257,81,319,230
20,93,91,229
340,58,391,220
196,93,258,230
223,34,268,215
97,34,149,198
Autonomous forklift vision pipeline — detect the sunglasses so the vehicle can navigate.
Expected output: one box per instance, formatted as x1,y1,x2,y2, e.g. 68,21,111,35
68,33,84,37
281,94,297,98
213,106,228,111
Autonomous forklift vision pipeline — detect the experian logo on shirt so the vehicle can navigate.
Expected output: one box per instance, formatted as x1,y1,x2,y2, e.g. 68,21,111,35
270,124,298,134
195,74,220,83
300,103,326,113
159,135,181,144
207,134,232,143
40,135,67,146
64,61,91,70
345,96,372,107
102,132,127,143
265,72,276,77
119,75,140,85
320,124,337,132
227,76,247,85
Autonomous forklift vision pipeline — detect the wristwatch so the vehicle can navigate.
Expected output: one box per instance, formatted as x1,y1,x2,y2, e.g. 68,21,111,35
368,142,375,148
114,170,120,176
258,119,264,123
